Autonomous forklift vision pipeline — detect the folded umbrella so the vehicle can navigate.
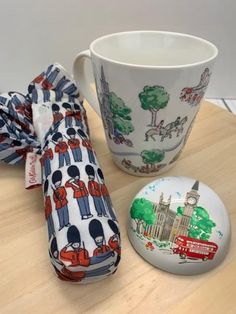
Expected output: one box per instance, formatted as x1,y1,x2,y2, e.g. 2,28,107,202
0,63,121,283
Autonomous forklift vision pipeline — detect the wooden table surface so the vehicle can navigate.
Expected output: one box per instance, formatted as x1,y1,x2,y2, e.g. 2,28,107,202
0,101,235,314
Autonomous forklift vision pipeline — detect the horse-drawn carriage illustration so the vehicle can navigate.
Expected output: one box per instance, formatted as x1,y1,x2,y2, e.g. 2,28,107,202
112,129,133,147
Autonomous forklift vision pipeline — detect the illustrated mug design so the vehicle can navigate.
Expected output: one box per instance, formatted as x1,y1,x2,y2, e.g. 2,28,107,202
180,68,211,107
138,85,170,127
145,115,188,142
97,66,134,147
73,31,218,176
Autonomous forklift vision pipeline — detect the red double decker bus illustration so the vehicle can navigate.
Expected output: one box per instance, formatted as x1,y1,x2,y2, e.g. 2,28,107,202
172,236,218,261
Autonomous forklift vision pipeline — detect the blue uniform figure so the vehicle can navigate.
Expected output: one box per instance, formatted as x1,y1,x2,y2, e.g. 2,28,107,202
65,166,93,220
42,140,53,177
52,132,71,168
66,128,82,162
77,129,96,164
45,64,54,76
62,102,73,128
89,219,114,265
55,76,70,91
44,179,55,240
47,68,60,85
7,101,18,120
55,90,63,102
86,165,107,218
51,103,64,132
108,219,121,267
31,89,38,103
63,83,77,95
2,140,23,163
43,90,51,102
73,104,83,129
0,95,8,105
52,170,70,231
97,168,117,221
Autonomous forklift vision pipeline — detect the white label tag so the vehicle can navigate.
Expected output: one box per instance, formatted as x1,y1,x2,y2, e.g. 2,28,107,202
32,102,53,147
25,152,42,189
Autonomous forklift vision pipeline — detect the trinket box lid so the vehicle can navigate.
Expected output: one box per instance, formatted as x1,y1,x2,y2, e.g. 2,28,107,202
127,176,231,275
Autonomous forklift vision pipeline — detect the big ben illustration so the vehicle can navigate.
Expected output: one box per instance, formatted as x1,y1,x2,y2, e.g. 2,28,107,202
169,181,200,242
184,181,200,216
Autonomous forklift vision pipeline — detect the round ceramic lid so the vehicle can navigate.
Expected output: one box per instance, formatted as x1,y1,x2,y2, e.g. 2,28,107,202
127,176,231,275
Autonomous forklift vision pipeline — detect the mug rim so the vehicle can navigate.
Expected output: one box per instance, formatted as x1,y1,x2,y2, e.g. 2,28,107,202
90,30,218,69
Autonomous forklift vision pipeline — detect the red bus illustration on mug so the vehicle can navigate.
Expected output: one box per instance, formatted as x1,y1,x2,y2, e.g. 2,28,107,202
172,236,218,261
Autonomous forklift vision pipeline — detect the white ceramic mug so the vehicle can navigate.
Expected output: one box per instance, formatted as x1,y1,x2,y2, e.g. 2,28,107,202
73,31,218,176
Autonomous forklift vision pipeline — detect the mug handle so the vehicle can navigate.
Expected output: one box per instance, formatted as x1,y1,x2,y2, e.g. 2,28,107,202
73,50,101,116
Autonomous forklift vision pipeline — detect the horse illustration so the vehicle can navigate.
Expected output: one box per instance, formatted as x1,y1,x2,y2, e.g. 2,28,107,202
145,116,188,142
175,116,188,137
145,120,164,141
160,116,188,141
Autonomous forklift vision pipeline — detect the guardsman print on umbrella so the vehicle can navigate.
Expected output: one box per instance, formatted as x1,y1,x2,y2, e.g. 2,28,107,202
89,219,111,256
108,219,121,267
44,179,55,239
42,140,53,177
53,226,113,282
97,168,117,221
62,102,73,128
66,128,82,162
73,104,83,128
65,165,92,220
52,170,70,231
52,103,63,126
77,129,96,164
86,165,107,218
60,225,90,267
52,132,71,168
0,63,121,283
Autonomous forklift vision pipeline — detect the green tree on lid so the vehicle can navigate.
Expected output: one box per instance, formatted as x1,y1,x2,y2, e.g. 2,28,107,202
177,205,216,241
139,85,169,126
130,198,156,233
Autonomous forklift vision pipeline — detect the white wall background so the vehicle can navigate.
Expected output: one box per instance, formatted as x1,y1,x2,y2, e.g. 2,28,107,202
0,0,235,97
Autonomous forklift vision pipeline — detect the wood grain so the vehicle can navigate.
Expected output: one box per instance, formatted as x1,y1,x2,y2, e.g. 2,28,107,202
0,101,235,314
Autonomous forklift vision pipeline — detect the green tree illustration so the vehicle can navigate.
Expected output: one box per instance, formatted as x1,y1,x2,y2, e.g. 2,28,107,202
141,149,165,169
109,92,134,135
130,198,156,233
176,206,216,241
138,85,169,126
